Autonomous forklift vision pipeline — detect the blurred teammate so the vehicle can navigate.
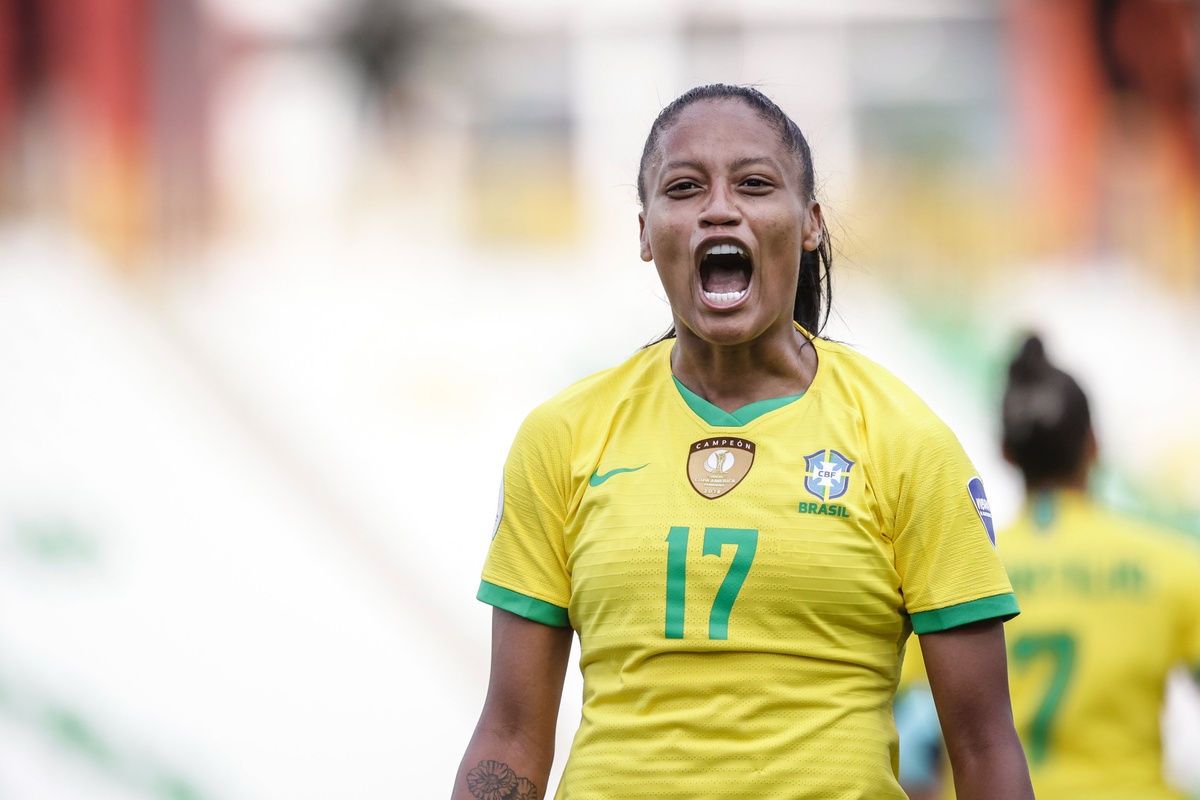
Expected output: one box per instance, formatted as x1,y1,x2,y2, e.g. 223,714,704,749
899,334,1200,799
452,84,1032,800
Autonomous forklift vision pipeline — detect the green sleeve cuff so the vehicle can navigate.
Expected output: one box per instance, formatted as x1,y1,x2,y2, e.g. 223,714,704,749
911,593,1020,634
477,581,571,627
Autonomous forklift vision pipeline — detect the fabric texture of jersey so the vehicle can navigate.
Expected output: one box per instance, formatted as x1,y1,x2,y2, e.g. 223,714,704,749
1000,491,1200,800
479,332,1017,800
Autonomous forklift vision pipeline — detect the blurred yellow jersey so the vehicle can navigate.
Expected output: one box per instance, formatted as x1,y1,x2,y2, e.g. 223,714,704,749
1001,491,1200,799
480,331,1017,800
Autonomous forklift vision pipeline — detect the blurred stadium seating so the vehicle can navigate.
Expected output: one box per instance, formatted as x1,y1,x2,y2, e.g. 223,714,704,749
0,1,1195,797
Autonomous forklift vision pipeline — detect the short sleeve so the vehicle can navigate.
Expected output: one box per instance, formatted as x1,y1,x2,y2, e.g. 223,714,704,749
884,414,1018,634
477,405,574,627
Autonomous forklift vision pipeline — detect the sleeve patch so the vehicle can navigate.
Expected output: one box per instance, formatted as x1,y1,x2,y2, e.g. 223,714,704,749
967,476,996,545
490,477,505,539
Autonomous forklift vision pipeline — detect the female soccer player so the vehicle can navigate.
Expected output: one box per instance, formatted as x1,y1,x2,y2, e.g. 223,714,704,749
996,335,1200,798
451,84,1033,800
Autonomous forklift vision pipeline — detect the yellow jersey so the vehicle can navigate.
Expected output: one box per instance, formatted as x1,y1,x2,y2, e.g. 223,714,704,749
480,332,1017,799
1002,491,1200,799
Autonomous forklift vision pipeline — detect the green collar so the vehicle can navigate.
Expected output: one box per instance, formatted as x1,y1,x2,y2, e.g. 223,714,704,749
1031,492,1058,531
672,376,804,427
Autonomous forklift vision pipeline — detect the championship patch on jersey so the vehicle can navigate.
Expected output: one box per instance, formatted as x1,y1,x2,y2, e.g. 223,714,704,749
967,476,995,545
687,437,756,499
803,449,855,501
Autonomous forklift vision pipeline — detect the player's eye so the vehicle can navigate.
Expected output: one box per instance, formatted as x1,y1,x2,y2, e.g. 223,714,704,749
666,180,700,195
741,178,773,190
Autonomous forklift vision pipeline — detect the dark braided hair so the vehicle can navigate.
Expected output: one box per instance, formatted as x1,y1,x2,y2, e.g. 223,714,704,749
1001,335,1093,487
637,84,833,339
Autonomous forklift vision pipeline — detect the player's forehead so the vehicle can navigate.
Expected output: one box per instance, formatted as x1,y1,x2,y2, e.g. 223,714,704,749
653,98,795,174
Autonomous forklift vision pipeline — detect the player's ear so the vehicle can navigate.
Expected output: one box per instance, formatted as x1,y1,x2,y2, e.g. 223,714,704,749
801,200,823,252
639,212,653,262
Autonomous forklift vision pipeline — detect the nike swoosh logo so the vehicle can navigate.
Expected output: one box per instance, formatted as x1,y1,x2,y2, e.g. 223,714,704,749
589,464,648,486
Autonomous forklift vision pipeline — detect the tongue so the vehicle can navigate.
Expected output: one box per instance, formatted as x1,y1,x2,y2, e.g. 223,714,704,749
702,263,750,294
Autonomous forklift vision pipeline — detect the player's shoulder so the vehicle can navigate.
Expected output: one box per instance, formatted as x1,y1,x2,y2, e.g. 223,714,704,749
1118,512,1200,565
1081,501,1200,568
812,337,949,433
1125,520,1200,600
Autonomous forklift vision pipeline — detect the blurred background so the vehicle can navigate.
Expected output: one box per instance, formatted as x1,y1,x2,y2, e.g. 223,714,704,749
0,0,1197,797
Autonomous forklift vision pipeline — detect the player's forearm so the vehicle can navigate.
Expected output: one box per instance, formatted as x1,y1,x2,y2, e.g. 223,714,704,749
947,738,1034,800
454,611,570,799
451,725,554,800
921,621,1033,799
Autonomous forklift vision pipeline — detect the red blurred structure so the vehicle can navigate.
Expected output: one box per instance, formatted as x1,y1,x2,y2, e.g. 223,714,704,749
1008,0,1199,285
0,0,1195,287
0,0,210,271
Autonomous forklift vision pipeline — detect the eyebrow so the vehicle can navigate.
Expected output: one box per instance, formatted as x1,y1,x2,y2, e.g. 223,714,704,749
662,156,779,173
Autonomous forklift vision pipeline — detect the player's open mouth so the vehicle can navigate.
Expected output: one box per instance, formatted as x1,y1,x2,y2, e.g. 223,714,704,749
699,243,751,306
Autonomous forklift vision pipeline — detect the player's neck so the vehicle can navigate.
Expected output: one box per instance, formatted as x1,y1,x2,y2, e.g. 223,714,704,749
670,327,816,413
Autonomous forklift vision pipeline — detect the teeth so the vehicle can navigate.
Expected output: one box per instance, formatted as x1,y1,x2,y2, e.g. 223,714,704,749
704,243,747,258
704,289,747,303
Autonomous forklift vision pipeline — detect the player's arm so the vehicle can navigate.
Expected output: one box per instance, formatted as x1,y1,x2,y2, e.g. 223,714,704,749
452,608,573,800
920,619,1034,800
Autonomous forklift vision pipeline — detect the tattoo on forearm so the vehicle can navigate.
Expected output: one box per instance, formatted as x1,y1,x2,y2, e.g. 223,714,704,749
465,759,540,800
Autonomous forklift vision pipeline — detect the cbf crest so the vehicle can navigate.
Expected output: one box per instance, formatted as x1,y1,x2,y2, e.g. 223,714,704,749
803,449,855,500
687,438,756,499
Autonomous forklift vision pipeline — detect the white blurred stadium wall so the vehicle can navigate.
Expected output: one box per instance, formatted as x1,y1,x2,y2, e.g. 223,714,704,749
0,1,1197,798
